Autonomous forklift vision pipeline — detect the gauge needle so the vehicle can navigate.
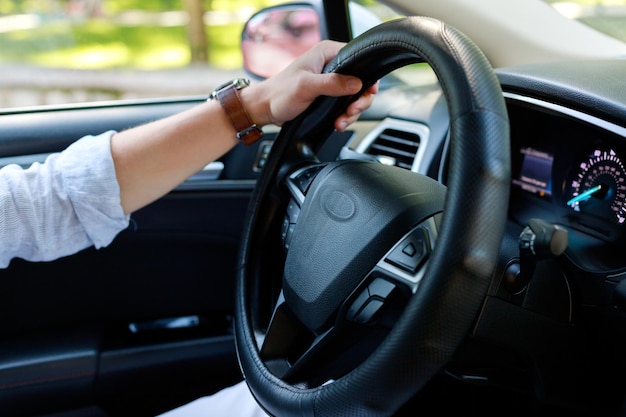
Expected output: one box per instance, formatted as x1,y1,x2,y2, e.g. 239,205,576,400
567,185,602,206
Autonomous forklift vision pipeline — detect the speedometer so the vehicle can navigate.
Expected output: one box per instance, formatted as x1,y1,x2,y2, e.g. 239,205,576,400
567,148,626,224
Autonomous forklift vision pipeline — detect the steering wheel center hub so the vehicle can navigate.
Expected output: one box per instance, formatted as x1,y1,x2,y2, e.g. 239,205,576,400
283,161,446,333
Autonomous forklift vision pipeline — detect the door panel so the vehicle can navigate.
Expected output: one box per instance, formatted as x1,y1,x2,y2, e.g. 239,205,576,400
0,99,250,416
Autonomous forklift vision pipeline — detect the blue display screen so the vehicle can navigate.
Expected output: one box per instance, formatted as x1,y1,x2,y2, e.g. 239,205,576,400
513,147,553,198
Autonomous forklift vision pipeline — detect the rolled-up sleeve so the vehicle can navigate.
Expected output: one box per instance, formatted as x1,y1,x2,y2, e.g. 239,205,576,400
0,131,130,267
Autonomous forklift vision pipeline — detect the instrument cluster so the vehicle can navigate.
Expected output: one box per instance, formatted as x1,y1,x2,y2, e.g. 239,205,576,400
507,99,626,245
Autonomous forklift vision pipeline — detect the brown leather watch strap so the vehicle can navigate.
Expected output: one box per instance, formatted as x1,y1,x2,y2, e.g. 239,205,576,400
215,82,263,146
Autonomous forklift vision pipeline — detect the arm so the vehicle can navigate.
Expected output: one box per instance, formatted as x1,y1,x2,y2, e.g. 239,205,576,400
111,40,377,214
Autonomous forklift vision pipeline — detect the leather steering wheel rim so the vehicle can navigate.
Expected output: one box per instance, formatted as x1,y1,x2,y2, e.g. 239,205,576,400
235,16,510,417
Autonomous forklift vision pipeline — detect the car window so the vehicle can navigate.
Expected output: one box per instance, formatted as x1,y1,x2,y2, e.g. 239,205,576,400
0,0,410,110
0,0,284,109
543,0,626,43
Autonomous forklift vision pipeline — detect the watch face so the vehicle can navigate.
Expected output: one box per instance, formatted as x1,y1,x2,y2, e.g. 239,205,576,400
231,78,251,90
209,78,251,101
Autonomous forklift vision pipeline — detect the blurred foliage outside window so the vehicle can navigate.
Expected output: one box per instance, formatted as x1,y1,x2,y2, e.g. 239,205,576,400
0,0,284,70
0,0,393,108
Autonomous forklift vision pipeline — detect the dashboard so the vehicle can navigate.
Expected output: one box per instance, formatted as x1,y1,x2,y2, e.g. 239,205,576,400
425,62,626,411
347,59,626,323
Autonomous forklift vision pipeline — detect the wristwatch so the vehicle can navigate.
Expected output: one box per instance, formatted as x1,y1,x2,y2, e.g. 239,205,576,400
208,78,263,146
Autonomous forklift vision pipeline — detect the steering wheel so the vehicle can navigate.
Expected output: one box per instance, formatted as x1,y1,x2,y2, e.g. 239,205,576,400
235,16,510,417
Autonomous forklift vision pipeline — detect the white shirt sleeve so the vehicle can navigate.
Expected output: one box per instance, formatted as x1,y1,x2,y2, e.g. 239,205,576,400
0,131,130,268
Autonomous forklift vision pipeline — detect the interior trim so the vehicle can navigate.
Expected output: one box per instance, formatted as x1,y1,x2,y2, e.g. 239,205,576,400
503,91,626,138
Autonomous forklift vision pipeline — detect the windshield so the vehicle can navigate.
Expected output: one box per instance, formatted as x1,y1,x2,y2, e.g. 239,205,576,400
546,0,626,42
0,0,624,110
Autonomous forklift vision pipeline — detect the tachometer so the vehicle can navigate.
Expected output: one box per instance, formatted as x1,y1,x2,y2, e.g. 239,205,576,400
567,148,626,224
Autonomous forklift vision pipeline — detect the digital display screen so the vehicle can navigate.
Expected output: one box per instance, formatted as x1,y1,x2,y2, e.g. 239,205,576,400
513,147,554,198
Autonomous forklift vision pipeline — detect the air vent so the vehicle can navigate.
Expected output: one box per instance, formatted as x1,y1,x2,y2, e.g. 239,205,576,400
365,128,421,170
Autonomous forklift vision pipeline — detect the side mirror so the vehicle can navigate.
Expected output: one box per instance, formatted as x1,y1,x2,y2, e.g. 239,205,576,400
242,5,322,79
241,2,383,79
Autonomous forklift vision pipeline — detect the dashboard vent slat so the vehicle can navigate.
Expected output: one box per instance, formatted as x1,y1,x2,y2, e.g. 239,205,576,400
365,128,421,170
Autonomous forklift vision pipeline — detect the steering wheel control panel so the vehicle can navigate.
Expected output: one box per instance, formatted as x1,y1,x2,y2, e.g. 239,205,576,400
281,164,326,250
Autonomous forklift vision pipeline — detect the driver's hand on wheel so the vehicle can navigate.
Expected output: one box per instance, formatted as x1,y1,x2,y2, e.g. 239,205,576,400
241,40,379,132
112,40,377,214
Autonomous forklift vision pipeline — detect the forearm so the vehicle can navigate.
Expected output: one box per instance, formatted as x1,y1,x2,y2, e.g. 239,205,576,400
111,99,242,214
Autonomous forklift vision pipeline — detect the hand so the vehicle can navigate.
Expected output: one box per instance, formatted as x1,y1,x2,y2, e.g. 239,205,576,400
243,40,378,132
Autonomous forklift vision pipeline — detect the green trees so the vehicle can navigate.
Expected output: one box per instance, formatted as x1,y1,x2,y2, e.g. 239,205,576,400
0,0,280,69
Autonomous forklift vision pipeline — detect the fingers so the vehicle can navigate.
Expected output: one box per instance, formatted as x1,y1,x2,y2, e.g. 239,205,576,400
335,81,379,132
299,73,375,132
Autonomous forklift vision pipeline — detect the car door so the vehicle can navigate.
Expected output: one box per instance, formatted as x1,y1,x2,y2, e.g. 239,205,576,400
0,95,250,416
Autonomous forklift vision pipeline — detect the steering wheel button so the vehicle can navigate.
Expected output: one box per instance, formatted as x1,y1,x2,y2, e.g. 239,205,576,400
346,290,370,320
367,278,395,299
287,199,300,222
354,299,385,324
402,243,417,257
296,172,313,192
280,217,290,241
285,223,297,248
385,227,430,273
346,279,396,324
294,165,325,193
